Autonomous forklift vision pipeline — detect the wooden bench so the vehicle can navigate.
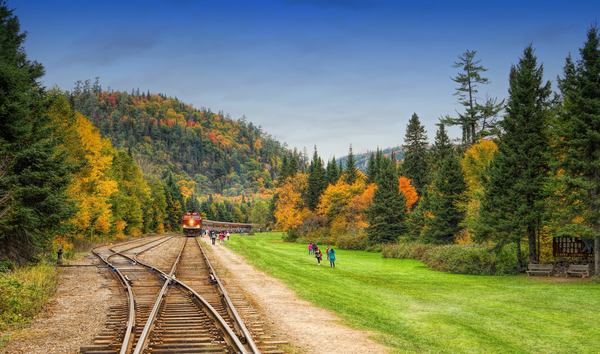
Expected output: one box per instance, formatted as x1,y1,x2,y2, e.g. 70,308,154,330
566,264,590,279
527,264,553,277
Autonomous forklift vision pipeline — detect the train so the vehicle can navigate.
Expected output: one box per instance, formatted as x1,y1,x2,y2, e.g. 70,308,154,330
182,211,258,237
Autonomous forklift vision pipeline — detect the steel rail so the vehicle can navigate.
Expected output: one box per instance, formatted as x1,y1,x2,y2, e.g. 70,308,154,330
96,235,174,354
129,237,249,354
132,237,187,354
195,237,262,354
172,279,249,354
91,247,136,354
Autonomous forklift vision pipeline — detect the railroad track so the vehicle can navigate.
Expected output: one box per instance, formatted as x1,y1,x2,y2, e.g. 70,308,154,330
80,235,280,354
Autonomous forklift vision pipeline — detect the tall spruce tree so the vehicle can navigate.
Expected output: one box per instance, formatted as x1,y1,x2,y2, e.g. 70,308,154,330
474,45,551,266
304,147,327,211
422,150,466,244
402,113,429,198
0,2,78,262
552,26,600,274
343,145,359,185
365,155,408,245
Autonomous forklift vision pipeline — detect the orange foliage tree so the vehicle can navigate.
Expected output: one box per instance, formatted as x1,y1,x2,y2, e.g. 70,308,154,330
398,176,418,212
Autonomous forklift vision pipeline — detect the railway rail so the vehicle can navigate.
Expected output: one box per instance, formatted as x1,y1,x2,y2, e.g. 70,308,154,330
80,235,279,354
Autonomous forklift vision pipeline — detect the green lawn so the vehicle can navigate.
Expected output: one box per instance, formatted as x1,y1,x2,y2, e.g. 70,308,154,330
227,232,600,354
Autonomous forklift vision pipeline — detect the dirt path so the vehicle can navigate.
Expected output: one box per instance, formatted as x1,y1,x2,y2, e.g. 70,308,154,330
200,237,390,354
1,256,113,354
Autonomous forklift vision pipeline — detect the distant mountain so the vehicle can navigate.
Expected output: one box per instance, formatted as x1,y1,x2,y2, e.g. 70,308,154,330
339,146,405,173
70,80,288,198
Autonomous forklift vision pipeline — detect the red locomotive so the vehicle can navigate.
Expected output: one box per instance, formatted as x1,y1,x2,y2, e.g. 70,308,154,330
182,211,257,237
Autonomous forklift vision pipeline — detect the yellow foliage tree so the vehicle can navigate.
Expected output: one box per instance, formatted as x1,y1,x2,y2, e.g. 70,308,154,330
46,90,118,242
274,174,309,234
317,177,374,236
456,139,498,243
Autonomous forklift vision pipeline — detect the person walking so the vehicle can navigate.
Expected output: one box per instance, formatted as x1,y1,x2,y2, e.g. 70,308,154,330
219,233,224,245
326,245,331,261
308,243,313,255
315,247,323,265
226,231,230,241
328,247,336,268
211,231,216,245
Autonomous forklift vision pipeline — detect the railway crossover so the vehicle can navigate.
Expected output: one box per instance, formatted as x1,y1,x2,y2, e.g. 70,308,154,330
80,235,285,354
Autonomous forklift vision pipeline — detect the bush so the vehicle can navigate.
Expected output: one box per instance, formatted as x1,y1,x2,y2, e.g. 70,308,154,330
336,233,367,250
0,264,59,330
382,242,520,276
282,229,299,242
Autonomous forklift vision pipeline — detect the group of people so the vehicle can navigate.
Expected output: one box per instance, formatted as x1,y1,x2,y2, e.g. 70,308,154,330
308,242,336,268
203,229,231,245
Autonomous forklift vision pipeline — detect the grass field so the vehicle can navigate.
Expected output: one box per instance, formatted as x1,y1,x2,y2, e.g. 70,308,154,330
227,232,600,354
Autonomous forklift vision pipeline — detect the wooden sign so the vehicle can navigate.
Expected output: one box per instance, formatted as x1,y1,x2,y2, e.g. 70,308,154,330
553,236,594,259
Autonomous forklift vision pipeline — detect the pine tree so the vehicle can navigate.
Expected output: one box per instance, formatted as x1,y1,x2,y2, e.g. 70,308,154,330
304,147,327,211
551,26,600,274
0,2,78,262
365,155,408,245
402,113,429,198
278,155,289,183
440,50,504,145
422,152,466,244
475,45,551,267
365,152,376,183
343,145,359,185
326,156,341,185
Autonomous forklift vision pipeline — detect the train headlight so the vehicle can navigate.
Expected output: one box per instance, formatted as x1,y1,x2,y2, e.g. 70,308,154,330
189,219,195,226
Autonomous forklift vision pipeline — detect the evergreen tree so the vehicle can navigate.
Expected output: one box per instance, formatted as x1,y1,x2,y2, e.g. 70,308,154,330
304,147,327,211
278,155,289,182
365,155,408,245
343,145,359,185
287,155,298,178
0,2,78,262
422,152,466,244
365,152,376,183
551,26,600,274
440,50,504,144
325,156,340,185
475,45,551,267
402,113,429,198
430,124,453,170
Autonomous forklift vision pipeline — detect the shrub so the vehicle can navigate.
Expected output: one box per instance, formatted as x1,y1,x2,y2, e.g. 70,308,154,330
0,264,59,330
336,233,367,250
382,242,520,276
282,229,299,242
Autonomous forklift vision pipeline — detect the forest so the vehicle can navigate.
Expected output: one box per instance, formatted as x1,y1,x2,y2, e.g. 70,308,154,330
0,0,599,279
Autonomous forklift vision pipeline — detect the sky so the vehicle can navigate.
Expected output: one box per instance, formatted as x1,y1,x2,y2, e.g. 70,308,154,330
14,0,600,160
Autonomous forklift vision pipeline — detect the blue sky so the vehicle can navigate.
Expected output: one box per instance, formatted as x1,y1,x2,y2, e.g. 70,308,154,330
14,0,600,159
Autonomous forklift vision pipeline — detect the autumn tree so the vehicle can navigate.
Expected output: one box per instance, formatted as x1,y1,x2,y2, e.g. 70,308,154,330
274,174,308,240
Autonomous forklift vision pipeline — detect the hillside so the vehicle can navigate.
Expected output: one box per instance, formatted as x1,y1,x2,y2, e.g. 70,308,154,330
70,79,288,199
